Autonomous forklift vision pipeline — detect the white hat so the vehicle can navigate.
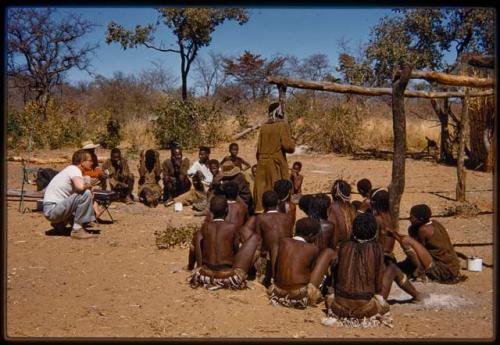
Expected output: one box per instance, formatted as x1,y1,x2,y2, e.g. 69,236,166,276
81,140,100,150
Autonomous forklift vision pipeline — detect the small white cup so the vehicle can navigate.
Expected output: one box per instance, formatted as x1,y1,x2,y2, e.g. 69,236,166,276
467,257,483,272
174,202,183,212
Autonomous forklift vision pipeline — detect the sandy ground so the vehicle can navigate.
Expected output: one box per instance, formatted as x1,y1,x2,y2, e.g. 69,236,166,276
5,135,495,339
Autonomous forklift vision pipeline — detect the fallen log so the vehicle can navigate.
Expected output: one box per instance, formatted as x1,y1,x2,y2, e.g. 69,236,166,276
267,76,494,99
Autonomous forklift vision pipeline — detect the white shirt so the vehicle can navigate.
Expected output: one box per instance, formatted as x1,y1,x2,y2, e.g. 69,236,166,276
187,160,213,186
43,165,82,204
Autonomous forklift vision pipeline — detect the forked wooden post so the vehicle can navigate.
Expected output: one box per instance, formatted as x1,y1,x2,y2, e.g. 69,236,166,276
278,83,287,116
456,88,470,202
389,64,412,231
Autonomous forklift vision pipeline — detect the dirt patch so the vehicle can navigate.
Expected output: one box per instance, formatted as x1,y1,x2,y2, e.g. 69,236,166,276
6,136,494,339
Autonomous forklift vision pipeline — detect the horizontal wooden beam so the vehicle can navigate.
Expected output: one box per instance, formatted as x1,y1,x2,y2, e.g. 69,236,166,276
410,70,493,88
267,76,493,99
466,55,494,69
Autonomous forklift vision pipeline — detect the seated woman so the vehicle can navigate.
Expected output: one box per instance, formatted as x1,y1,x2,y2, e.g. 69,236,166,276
137,149,162,208
392,204,467,284
326,213,422,320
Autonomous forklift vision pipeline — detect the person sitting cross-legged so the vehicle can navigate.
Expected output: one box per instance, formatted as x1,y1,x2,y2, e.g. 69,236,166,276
326,213,423,320
268,217,336,309
254,190,294,287
102,148,135,204
42,150,98,239
137,149,163,208
190,195,260,290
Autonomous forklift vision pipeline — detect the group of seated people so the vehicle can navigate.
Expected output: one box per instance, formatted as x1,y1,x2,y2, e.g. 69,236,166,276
41,139,305,239
187,176,467,321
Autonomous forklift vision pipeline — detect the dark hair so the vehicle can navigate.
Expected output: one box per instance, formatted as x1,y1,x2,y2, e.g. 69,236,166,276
309,194,331,220
331,179,351,201
262,190,279,209
72,150,87,165
351,200,362,211
171,146,181,154
145,149,157,172
410,204,432,223
111,148,121,156
352,213,378,241
371,189,390,213
273,179,292,200
298,194,314,215
199,146,211,154
208,159,219,167
357,178,372,197
222,181,239,200
292,161,302,169
229,143,238,150
210,195,228,218
295,217,320,238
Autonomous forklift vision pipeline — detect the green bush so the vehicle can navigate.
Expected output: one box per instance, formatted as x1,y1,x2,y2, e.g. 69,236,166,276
97,118,122,149
287,96,361,154
7,100,91,150
152,98,227,150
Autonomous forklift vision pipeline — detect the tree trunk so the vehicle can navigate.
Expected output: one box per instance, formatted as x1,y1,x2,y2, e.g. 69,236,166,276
181,70,188,100
430,98,454,164
278,84,287,117
456,90,469,202
389,64,412,231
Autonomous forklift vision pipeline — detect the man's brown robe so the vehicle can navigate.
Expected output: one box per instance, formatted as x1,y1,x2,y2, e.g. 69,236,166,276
254,119,295,213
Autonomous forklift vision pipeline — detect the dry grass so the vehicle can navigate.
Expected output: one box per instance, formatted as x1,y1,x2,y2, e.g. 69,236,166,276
359,117,440,152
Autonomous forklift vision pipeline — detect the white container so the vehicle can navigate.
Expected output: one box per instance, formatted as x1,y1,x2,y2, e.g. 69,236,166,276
467,257,483,272
174,202,183,212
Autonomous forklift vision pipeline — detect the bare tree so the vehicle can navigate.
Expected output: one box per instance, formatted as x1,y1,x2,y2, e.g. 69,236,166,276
7,8,98,118
193,51,227,97
139,60,178,94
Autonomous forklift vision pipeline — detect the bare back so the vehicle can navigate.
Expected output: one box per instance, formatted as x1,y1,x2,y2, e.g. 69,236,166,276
256,212,293,253
274,238,319,290
315,220,335,250
226,200,248,227
328,201,356,245
197,221,240,269
277,200,297,224
375,212,396,255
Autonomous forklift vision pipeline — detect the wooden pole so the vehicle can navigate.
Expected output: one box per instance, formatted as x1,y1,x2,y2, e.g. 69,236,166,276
456,89,469,202
278,84,287,119
410,70,493,88
266,76,493,99
389,64,412,231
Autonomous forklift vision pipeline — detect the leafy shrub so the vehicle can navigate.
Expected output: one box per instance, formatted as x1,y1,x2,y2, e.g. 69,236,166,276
287,96,361,154
97,118,122,149
152,98,227,150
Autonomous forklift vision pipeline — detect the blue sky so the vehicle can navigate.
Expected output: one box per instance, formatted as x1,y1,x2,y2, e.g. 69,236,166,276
9,7,456,89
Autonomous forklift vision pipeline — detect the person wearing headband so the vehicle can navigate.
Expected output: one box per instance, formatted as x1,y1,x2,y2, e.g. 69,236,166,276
325,212,422,320
327,179,356,246
254,102,295,213
273,179,296,225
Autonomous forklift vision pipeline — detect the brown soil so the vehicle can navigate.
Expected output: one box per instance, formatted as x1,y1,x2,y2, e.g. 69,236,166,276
6,135,494,339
